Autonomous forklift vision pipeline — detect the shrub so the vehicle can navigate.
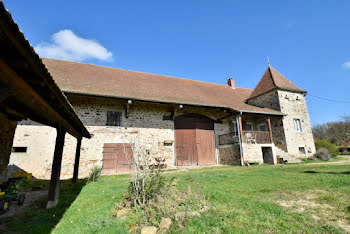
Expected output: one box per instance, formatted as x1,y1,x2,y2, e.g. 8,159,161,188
314,148,332,161
116,175,207,228
314,138,339,156
87,166,102,183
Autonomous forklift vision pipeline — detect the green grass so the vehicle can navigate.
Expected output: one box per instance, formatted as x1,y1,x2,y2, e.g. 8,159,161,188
1,164,350,233
301,155,346,163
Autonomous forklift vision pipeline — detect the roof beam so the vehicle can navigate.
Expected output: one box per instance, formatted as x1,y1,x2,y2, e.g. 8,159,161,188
0,58,84,138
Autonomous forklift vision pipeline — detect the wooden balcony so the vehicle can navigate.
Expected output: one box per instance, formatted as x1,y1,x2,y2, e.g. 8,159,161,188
242,131,271,144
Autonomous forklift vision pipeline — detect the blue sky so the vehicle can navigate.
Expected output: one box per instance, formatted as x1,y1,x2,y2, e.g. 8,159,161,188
4,0,350,125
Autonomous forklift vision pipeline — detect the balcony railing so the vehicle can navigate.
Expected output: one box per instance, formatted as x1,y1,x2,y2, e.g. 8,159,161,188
218,132,239,145
242,131,271,144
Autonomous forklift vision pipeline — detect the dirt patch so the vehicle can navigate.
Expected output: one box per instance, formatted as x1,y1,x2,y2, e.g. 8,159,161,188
0,190,47,218
276,191,350,233
338,220,350,233
277,199,333,211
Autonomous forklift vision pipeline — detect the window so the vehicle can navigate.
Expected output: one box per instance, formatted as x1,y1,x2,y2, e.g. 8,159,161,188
12,147,27,153
299,147,306,154
106,111,122,126
258,123,267,131
246,122,254,131
293,118,302,132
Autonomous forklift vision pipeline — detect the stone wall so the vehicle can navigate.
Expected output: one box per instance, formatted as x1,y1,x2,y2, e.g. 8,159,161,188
0,112,17,183
218,145,241,165
247,90,316,158
247,90,281,111
241,143,276,164
277,91,316,157
9,94,231,179
215,117,241,165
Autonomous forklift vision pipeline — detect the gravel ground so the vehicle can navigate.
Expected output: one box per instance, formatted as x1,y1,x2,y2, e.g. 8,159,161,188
0,190,47,218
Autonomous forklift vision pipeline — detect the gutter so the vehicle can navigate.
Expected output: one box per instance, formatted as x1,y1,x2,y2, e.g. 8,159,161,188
236,111,244,166
241,110,285,116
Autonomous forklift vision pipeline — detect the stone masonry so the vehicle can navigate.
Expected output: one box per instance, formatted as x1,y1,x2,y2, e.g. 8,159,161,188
9,94,233,179
8,87,315,178
248,90,316,159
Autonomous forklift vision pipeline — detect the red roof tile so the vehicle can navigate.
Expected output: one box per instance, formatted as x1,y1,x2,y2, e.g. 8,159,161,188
42,58,283,115
248,66,306,100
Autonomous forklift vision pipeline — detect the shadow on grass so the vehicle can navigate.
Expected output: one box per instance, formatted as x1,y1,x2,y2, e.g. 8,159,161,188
0,178,87,234
303,170,350,175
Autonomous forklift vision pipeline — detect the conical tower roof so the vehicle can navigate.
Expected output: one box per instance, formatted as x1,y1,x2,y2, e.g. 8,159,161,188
248,66,306,100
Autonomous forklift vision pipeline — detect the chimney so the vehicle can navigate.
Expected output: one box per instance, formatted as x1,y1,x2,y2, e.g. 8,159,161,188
227,78,235,89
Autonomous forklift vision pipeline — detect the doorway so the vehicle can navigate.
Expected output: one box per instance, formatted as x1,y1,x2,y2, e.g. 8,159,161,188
262,147,274,164
174,114,216,166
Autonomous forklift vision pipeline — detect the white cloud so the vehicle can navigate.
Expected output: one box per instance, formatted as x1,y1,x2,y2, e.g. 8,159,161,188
342,61,350,69
35,30,113,62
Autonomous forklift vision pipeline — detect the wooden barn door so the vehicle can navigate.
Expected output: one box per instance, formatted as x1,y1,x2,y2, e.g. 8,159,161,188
174,119,197,166
196,122,216,165
175,114,216,166
102,143,134,174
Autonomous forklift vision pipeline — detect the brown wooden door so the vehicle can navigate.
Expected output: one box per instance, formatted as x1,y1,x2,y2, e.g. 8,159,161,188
175,114,216,166
102,143,134,174
196,122,216,165
175,119,197,166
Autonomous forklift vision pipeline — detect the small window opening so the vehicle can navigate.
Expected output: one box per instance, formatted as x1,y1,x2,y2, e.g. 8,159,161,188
293,118,302,132
299,147,306,154
12,147,27,153
106,111,122,126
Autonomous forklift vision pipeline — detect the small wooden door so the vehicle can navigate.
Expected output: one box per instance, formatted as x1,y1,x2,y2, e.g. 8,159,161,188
175,114,216,166
102,143,134,174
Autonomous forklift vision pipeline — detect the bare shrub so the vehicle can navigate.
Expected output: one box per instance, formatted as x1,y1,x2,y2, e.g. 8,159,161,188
113,133,208,229
314,148,332,161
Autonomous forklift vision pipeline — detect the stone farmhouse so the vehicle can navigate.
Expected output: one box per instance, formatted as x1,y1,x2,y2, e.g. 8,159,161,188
9,58,315,179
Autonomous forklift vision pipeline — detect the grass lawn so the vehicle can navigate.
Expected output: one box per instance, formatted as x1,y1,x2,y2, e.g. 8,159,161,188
1,163,350,233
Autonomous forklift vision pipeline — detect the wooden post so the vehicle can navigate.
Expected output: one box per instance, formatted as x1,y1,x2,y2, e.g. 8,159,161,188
47,128,66,209
266,116,273,143
72,137,82,184
238,116,243,143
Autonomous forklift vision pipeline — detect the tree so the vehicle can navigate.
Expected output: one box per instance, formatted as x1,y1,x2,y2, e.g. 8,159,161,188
312,116,350,146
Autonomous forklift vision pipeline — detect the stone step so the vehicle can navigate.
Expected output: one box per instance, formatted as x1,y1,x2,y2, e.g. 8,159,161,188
274,146,301,163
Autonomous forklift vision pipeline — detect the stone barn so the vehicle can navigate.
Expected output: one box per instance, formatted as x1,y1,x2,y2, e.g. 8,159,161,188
9,58,316,178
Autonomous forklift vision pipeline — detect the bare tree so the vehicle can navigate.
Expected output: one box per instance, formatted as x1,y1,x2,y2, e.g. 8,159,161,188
312,116,350,147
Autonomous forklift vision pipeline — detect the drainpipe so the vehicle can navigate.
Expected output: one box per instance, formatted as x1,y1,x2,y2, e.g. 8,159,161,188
236,111,244,166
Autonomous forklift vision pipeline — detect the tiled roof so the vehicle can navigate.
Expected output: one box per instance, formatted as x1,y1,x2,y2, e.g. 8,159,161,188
248,66,306,100
42,58,283,115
